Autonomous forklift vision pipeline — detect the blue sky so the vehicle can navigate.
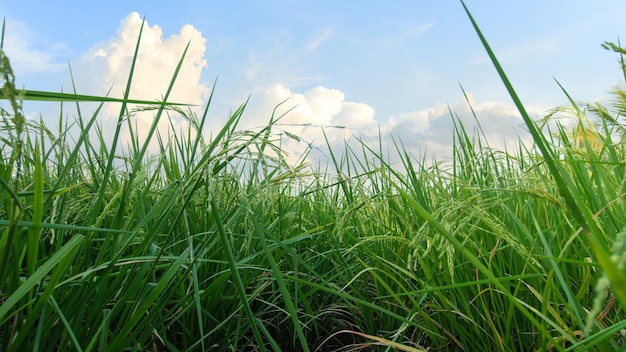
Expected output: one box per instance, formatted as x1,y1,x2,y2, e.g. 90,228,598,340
2,1,626,163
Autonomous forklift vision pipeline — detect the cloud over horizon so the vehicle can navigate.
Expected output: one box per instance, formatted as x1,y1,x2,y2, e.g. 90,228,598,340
241,84,379,165
49,12,538,169
384,94,536,160
241,84,537,169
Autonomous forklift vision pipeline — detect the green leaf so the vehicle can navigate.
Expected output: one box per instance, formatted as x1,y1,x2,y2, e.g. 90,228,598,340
0,88,194,106
0,234,84,324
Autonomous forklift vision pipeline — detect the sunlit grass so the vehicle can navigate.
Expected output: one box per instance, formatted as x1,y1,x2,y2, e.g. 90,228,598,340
1,5,626,351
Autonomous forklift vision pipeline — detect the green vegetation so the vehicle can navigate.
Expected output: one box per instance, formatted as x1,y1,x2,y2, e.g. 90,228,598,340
1,4,626,351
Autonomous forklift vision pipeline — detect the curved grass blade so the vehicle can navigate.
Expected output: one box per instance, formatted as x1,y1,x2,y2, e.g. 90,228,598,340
0,234,84,323
106,249,190,350
460,0,626,310
210,197,270,351
246,207,310,352
318,330,427,352
379,169,563,348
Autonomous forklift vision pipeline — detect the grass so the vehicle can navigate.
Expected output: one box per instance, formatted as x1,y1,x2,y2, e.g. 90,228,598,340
1,3,626,351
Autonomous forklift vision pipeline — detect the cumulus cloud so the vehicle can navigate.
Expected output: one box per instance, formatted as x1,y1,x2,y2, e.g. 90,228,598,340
385,93,538,161
242,84,378,165
69,12,210,153
239,83,538,172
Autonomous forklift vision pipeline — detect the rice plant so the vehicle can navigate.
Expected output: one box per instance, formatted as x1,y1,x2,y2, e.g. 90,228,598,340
1,3,625,351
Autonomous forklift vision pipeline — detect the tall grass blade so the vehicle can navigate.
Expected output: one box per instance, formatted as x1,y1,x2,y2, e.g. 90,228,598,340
91,17,146,225
0,234,84,322
379,169,562,348
210,197,269,351
107,249,191,350
110,42,190,229
460,0,626,311
247,206,310,352
48,295,84,352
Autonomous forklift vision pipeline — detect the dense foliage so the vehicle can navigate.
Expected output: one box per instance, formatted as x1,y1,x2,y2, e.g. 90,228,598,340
1,5,625,351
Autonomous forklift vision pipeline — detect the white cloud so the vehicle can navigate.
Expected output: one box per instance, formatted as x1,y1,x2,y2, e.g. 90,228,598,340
240,84,378,165
306,28,333,52
69,12,210,154
407,22,435,37
2,19,67,75
240,84,539,172
58,12,539,171
385,93,538,161
80,12,209,104
238,83,542,170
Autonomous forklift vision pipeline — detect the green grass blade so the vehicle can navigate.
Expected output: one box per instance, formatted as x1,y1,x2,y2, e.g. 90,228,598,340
0,234,84,323
210,196,269,351
247,207,310,352
107,250,191,350
0,89,193,106
0,220,134,234
91,17,146,225
48,295,84,352
1,17,5,50
460,0,626,310
26,141,44,315
379,168,562,349
109,42,190,231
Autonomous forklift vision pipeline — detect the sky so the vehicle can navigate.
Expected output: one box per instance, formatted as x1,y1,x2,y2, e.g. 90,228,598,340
2,1,626,167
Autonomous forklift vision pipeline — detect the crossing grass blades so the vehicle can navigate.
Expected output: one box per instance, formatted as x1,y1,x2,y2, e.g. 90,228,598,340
1,3,625,351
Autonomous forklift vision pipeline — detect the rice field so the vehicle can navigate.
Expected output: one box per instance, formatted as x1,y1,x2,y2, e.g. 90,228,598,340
1,4,626,351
